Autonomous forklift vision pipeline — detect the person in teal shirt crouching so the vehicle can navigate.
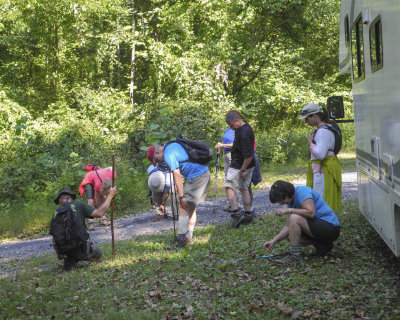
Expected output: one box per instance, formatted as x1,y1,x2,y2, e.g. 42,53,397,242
263,180,340,264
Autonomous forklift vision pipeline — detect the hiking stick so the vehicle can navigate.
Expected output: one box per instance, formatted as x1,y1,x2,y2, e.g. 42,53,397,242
169,171,177,238
234,253,286,262
212,152,220,214
111,155,115,260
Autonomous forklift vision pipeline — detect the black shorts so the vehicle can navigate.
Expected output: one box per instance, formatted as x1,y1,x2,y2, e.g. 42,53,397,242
84,184,95,199
303,218,340,244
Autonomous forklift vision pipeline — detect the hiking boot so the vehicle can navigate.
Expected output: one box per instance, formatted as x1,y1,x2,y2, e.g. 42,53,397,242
63,256,77,271
231,212,244,228
241,212,256,225
164,237,186,250
152,215,167,222
311,242,334,257
224,205,242,212
274,251,303,265
185,235,194,245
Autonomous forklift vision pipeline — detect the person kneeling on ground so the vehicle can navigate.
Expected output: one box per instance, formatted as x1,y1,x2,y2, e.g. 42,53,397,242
52,186,117,271
263,180,340,264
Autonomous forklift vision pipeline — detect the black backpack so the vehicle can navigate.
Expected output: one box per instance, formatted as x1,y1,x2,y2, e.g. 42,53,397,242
164,135,213,165
49,203,88,255
314,123,342,155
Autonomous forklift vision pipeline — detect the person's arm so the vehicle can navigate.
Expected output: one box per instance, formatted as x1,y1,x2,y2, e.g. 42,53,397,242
239,156,253,179
275,199,315,219
158,191,169,213
310,129,334,160
215,142,233,150
172,168,189,210
91,187,117,218
263,225,290,251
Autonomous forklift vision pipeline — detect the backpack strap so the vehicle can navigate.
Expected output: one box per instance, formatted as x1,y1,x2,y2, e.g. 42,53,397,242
312,125,335,153
94,169,103,183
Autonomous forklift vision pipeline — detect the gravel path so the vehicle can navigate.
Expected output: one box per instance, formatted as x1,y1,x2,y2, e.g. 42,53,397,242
0,172,357,264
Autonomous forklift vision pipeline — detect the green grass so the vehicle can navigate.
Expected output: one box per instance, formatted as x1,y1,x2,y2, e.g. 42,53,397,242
1,199,400,319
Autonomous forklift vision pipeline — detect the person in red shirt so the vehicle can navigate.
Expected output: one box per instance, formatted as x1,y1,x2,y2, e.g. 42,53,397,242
79,165,116,230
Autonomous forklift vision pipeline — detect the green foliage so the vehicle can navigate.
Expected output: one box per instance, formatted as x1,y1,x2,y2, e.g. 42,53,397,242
0,0,354,239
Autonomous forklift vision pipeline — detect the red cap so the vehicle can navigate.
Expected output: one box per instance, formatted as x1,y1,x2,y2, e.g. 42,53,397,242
85,164,99,172
147,146,156,166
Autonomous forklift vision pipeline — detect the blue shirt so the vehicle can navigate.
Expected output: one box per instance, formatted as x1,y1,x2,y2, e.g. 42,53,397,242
163,142,208,180
222,127,235,151
289,186,340,227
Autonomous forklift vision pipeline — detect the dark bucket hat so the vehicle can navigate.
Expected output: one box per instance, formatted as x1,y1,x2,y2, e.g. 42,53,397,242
54,186,76,204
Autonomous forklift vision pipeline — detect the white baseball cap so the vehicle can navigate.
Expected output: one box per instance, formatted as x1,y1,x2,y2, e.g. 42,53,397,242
148,170,165,193
299,103,322,119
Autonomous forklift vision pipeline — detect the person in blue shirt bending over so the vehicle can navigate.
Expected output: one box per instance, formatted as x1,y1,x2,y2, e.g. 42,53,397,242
153,144,210,249
263,180,340,264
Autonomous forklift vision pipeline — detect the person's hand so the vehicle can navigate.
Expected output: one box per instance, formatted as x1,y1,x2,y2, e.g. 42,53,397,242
215,142,222,152
239,170,245,180
263,240,275,252
275,208,287,216
180,197,189,210
108,187,117,198
159,203,165,214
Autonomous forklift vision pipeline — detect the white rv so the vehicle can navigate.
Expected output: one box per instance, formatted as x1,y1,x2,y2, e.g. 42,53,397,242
336,0,400,256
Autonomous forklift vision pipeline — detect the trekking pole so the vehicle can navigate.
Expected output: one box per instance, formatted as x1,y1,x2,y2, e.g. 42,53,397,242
111,155,115,260
234,253,287,263
169,171,177,238
212,152,220,214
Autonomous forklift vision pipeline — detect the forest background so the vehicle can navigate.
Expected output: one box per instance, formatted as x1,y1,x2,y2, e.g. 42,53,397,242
0,0,353,239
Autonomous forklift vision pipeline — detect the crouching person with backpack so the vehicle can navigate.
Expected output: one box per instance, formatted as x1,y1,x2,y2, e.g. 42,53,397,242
50,186,117,271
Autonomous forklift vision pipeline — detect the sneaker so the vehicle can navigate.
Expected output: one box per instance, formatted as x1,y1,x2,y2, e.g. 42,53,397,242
164,237,186,250
185,235,194,245
63,256,77,271
88,222,96,231
311,242,334,257
274,251,303,264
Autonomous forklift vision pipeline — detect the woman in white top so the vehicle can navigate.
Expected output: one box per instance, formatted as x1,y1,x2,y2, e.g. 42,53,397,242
299,103,342,210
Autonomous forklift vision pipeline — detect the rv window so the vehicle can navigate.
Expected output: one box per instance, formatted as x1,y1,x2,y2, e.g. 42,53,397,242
351,15,365,82
370,16,383,72
344,15,350,46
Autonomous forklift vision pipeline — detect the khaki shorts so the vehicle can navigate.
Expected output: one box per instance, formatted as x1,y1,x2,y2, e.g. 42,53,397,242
224,167,254,190
184,170,210,204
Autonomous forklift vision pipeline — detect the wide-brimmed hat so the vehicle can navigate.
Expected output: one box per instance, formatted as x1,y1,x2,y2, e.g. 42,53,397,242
299,103,322,119
54,187,76,204
148,170,165,193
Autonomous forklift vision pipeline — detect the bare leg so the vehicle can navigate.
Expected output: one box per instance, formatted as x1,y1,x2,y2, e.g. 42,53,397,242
240,188,251,211
226,187,238,210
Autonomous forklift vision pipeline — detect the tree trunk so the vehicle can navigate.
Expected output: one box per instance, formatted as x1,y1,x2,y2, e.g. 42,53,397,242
130,2,136,106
